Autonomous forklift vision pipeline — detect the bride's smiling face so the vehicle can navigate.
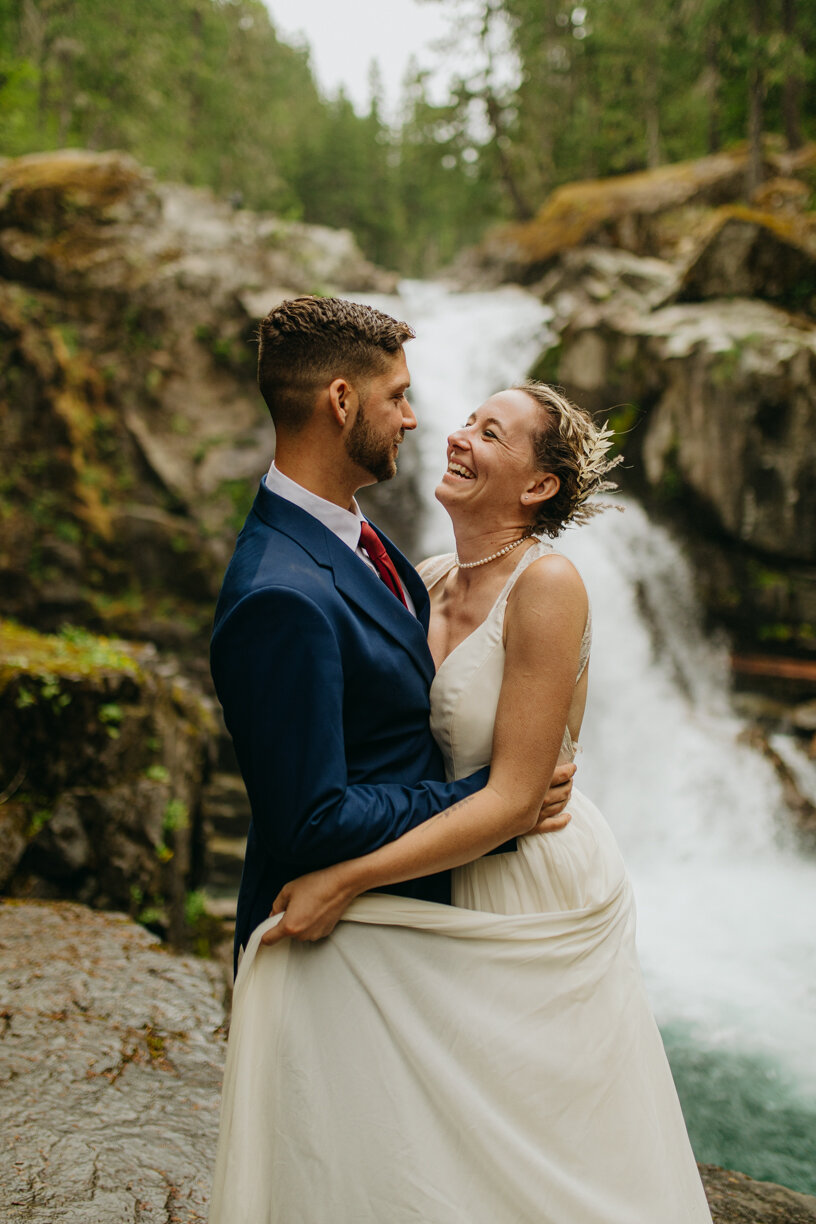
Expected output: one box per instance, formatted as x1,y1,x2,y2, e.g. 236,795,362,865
436,389,558,521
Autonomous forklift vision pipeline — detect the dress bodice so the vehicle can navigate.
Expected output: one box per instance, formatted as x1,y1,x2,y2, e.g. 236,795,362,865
423,539,591,782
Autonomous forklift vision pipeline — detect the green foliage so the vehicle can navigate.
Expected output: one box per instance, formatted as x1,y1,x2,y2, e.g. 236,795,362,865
144,763,170,782
528,343,563,384
421,0,816,220
183,888,224,957
162,798,189,834
136,895,167,929
219,477,256,533
0,0,506,271
184,888,208,925
27,807,53,836
1,0,814,273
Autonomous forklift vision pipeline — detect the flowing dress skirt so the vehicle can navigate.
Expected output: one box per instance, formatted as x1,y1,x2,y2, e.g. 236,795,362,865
208,789,711,1224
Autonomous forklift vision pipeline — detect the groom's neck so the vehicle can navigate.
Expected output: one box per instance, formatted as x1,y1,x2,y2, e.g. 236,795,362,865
274,436,363,512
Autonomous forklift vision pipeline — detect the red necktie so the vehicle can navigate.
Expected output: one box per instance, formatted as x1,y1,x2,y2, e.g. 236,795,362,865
359,521,407,607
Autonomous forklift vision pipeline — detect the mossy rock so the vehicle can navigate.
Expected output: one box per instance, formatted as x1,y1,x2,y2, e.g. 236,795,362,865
0,619,143,690
0,618,215,945
496,146,756,274
0,148,160,234
677,205,816,315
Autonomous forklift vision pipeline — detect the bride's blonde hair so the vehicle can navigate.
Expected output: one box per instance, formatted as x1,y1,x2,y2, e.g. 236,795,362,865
514,382,623,538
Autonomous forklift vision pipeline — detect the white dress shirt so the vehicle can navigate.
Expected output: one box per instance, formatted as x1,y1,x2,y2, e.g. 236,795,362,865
264,461,417,616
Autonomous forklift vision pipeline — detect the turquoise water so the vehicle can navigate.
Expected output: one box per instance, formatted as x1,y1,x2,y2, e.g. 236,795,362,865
663,1024,816,1195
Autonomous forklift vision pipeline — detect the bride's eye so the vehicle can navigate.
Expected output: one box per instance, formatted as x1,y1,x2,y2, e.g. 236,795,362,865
483,429,496,439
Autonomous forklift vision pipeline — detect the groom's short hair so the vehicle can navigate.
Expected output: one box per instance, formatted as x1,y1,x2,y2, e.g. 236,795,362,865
257,296,415,432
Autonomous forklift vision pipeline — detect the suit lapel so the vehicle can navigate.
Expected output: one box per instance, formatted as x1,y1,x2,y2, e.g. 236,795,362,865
330,540,435,687
251,482,435,686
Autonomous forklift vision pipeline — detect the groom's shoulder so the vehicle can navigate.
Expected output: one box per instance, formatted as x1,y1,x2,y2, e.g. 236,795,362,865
217,528,333,612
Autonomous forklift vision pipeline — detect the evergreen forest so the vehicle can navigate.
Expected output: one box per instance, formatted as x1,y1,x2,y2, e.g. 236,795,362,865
1,0,815,273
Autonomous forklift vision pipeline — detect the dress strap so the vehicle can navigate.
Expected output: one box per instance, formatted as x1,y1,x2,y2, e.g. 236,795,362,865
494,537,554,614
576,602,592,681
418,553,456,593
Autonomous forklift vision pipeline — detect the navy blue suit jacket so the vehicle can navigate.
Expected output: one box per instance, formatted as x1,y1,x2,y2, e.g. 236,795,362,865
210,481,490,965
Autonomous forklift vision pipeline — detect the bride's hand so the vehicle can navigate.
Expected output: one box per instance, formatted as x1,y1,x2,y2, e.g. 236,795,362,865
527,761,576,835
260,864,357,945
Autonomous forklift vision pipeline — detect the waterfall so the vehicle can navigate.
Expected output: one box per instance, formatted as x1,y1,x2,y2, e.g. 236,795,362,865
363,279,816,1189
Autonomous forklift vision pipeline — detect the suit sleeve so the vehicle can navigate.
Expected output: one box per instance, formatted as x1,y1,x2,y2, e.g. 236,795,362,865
211,585,488,873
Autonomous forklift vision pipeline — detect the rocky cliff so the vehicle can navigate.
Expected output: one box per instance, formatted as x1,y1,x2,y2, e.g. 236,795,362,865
460,143,816,667
0,148,402,657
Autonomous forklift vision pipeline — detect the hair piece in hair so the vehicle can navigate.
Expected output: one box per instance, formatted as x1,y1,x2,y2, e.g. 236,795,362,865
257,296,415,432
514,381,623,538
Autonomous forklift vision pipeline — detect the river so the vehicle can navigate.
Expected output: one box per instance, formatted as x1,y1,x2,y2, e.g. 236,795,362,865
363,280,816,1193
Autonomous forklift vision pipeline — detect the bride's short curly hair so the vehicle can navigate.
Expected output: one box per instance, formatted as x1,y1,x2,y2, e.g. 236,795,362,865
515,382,622,538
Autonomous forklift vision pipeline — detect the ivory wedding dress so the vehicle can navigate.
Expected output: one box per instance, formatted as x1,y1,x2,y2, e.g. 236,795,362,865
208,540,712,1224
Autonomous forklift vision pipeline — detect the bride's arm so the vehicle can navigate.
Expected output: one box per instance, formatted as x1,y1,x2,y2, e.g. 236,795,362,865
262,555,587,945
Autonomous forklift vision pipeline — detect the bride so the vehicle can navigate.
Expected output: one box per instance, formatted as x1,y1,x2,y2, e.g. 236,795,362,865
208,382,713,1224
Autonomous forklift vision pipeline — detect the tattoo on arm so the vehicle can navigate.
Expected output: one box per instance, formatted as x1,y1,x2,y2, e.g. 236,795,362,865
421,793,475,832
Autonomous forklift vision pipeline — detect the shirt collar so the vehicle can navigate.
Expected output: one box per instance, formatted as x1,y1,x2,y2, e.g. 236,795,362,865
265,460,364,552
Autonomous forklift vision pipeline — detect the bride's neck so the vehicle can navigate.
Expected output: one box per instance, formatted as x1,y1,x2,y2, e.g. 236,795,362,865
451,518,535,569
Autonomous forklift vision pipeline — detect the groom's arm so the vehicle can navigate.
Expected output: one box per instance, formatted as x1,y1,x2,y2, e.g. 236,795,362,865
211,586,490,873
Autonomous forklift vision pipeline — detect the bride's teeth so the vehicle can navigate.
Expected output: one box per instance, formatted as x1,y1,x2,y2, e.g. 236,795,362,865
448,463,474,479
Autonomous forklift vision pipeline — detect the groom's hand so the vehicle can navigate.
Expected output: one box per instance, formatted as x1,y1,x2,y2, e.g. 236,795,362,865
529,762,576,834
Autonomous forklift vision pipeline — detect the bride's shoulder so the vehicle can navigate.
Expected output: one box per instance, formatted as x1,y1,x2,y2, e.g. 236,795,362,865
416,553,455,591
508,550,588,619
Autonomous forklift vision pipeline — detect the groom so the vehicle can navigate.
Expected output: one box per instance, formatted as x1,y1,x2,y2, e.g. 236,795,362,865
210,296,573,966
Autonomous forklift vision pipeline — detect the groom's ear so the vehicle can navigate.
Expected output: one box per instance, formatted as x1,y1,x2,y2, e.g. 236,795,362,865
327,377,354,427
523,473,560,507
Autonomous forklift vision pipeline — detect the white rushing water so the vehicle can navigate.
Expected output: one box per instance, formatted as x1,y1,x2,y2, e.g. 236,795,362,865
364,280,816,1107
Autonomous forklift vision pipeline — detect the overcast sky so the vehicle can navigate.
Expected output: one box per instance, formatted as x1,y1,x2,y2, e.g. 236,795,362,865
263,0,455,117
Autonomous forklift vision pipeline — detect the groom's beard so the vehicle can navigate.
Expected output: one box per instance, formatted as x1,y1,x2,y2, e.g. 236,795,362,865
345,405,402,483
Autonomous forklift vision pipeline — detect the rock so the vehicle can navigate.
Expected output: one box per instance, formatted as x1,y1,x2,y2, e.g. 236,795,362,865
0,148,160,232
0,620,216,944
470,146,781,282
0,150,397,649
530,246,679,329
700,1164,816,1223
0,900,226,1224
734,724,816,839
557,297,816,557
542,293,816,656
751,177,812,215
678,206,816,316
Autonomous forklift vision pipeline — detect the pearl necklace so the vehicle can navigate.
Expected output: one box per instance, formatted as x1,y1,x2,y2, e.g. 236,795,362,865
455,531,533,569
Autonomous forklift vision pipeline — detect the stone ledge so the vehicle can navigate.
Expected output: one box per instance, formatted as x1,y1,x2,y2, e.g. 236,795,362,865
0,900,227,1223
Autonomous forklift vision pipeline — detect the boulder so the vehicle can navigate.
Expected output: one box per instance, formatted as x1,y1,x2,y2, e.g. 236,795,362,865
540,293,816,655
460,143,816,287
472,146,772,281
531,245,679,331
678,206,816,316
0,619,216,943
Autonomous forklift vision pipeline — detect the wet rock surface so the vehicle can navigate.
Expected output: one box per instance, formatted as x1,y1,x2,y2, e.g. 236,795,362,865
0,900,227,1224
701,1165,816,1223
